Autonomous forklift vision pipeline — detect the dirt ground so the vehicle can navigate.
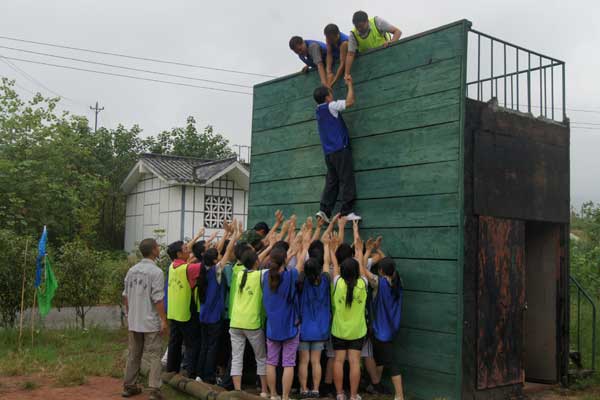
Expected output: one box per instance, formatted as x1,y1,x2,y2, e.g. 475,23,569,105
0,375,597,400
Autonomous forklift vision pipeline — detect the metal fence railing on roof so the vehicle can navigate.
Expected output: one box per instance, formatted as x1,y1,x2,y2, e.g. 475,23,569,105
467,28,567,124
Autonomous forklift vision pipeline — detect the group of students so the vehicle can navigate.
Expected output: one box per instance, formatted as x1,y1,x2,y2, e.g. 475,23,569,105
161,212,404,400
289,10,402,88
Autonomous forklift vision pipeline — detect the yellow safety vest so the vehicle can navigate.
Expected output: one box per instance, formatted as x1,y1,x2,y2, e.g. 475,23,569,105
167,262,192,322
351,17,391,53
230,268,263,330
331,277,367,340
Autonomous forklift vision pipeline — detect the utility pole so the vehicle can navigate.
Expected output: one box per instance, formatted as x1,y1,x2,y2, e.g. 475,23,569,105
89,101,104,133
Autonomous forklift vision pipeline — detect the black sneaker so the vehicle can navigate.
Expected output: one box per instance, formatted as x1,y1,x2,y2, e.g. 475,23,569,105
122,385,142,398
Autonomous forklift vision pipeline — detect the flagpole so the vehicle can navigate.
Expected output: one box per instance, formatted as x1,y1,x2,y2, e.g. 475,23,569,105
30,271,38,347
18,238,30,350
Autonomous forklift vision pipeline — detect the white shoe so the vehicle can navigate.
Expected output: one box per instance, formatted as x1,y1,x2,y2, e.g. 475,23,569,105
315,211,330,224
260,393,270,399
195,377,203,383
345,213,362,221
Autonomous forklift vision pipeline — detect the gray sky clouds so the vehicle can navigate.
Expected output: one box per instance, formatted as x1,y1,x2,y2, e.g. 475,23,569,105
1,0,598,206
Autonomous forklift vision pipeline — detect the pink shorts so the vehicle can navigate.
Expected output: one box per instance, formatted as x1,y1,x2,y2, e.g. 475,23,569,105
266,334,300,367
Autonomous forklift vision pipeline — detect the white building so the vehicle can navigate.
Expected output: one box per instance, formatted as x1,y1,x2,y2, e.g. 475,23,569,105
121,153,249,252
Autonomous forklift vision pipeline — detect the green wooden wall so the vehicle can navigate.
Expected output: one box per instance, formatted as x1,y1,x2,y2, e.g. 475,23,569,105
249,20,470,400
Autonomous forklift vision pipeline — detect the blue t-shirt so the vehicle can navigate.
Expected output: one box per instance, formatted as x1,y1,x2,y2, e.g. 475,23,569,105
299,272,331,342
262,268,299,341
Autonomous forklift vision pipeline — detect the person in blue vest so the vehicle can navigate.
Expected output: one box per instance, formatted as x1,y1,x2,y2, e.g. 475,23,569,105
289,36,329,87
312,76,361,223
357,229,405,400
323,23,349,88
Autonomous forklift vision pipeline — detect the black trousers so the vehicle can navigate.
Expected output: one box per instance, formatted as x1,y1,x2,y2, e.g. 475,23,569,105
320,147,356,217
166,314,202,377
197,320,223,383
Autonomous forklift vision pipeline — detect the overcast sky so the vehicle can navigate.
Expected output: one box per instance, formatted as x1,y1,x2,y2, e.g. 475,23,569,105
1,0,598,207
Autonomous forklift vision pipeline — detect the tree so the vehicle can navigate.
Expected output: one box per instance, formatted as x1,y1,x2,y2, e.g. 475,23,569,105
55,240,107,328
147,116,235,159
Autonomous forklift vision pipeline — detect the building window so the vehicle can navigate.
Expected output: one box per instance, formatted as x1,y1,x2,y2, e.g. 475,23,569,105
204,195,233,228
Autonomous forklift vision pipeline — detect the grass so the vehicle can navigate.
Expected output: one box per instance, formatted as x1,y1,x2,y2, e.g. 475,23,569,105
0,326,126,385
20,381,39,390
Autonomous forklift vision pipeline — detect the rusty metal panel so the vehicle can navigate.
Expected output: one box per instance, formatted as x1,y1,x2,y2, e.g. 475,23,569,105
477,216,525,389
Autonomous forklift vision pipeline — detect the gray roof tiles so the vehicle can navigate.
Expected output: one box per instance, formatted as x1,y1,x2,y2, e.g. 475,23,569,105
139,153,239,184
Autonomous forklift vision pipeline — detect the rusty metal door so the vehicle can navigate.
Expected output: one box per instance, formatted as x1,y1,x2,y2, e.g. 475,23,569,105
477,216,526,389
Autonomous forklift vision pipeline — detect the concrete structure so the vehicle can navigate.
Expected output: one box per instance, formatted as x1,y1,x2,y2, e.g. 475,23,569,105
121,153,249,252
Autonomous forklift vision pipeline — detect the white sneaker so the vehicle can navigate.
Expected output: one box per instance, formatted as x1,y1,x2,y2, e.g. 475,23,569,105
345,213,362,221
260,393,270,399
315,211,330,224
195,377,203,383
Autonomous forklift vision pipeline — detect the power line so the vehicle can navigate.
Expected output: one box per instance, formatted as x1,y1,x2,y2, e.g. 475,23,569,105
2,56,252,95
0,34,276,78
0,54,69,100
0,44,252,88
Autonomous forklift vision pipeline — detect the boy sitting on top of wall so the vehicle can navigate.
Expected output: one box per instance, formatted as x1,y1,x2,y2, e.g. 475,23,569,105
313,76,361,223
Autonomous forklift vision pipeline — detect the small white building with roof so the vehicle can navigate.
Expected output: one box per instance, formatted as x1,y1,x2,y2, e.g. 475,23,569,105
121,153,249,252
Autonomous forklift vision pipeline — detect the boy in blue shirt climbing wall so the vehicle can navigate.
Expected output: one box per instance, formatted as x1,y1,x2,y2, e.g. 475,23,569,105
313,76,361,223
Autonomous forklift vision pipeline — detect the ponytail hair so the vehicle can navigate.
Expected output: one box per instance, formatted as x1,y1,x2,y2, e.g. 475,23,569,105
340,258,359,307
304,257,322,287
196,247,218,304
268,247,286,292
378,257,402,299
239,248,258,293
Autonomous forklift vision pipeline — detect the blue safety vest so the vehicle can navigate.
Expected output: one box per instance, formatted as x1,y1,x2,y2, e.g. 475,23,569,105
299,273,331,342
372,276,403,342
299,40,327,69
316,103,350,155
199,266,225,324
262,268,299,341
330,32,349,61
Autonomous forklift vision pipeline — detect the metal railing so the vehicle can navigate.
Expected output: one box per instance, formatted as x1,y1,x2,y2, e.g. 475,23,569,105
570,275,597,372
467,28,567,123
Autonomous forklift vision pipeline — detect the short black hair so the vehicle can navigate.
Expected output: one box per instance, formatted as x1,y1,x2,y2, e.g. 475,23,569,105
335,243,354,263
324,23,340,36
253,222,269,234
352,10,369,25
167,240,184,261
273,240,290,252
139,238,158,258
234,241,251,261
192,240,206,260
289,36,304,50
313,86,331,104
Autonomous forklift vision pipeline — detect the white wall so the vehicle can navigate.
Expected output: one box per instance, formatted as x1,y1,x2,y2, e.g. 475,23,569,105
124,172,248,252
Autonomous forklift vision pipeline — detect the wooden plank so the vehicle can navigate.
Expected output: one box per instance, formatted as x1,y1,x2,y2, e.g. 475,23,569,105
398,366,456,400
251,90,459,157
396,259,458,294
252,57,462,131
396,327,457,375
249,194,458,230
477,216,525,389
253,24,465,109
359,227,457,259
402,290,457,333
249,161,458,206
251,122,460,181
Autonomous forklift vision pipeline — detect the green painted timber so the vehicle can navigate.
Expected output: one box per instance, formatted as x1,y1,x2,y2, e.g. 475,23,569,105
248,20,472,400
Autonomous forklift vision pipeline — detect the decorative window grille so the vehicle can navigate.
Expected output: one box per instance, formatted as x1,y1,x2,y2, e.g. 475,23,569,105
204,195,233,228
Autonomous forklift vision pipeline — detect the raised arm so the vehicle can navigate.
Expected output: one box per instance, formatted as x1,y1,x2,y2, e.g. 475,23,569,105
219,219,241,269
185,227,205,250
322,232,332,275
330,42,348,88
266,210,284,242
344,51,356,81
330,233,341,279
354,228,375,282
321,212,340,242
216,221,232,257
205,230,219,248
326,44,334,84
317,62,328,88
312,215,324,242
337,215,349,244
286,214,297,244
296,225,313,273
344,75,355,108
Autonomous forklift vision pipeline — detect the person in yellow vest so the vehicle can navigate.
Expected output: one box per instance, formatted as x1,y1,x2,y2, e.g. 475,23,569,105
344,10,402,80
229,247,269,396
329,231,368,400
165,240,202,378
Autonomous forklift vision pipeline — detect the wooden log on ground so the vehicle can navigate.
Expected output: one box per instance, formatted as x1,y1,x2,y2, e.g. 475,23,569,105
161,373,225,400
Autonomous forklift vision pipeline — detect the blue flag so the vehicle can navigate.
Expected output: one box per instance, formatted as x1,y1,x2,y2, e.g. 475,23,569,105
35,226,47,288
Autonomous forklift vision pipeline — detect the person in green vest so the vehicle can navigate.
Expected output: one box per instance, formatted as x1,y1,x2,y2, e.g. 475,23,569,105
165,240,202,378
228,247,269,396
344,10,402,80
329,230,368,400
